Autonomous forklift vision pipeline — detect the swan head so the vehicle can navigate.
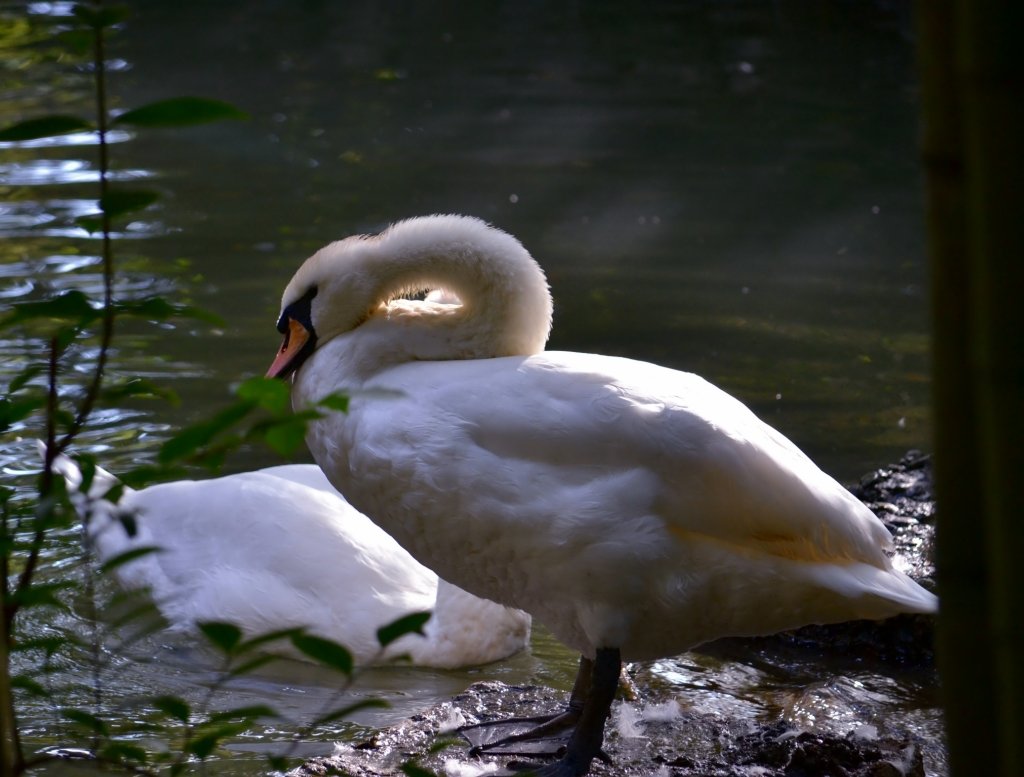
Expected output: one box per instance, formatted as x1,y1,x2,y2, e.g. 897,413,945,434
267,214,553,379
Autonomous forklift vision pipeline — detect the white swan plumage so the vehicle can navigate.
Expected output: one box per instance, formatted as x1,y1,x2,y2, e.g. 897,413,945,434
45,449,531,669
268,214,937,775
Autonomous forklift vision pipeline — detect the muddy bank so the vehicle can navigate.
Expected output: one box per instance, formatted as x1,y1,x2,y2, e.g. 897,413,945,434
292,452,941,777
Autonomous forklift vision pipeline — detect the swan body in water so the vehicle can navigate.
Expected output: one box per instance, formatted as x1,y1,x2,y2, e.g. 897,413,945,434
267,215,938,776
47,451,531,669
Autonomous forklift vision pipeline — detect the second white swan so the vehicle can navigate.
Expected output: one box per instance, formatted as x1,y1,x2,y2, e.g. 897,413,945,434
48,452,531,669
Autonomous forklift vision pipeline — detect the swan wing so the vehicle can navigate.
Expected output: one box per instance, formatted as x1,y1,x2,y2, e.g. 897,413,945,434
345,350,892,571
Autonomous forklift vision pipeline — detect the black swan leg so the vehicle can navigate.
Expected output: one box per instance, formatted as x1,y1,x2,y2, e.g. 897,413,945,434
480,648,620,777
462,655,593,756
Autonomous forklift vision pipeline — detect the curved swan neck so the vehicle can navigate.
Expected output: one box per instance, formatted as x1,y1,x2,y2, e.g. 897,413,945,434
288,216,554,364
362,216,552,357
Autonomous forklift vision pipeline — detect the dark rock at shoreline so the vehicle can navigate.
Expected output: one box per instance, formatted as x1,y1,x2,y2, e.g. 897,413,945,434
293,681,931,777
852,451,936,586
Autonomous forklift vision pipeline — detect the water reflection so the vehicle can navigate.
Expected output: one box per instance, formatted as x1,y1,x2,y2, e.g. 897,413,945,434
0,129,133,149
0,159,150,185
0,200,100,235
0,279,34,298
26,1,77,17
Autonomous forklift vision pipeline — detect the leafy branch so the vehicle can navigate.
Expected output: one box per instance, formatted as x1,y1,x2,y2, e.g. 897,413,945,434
0,4,446,774
0,1,258,773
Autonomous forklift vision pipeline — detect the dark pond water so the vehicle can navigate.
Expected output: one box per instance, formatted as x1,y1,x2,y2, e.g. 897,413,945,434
1,1,939,774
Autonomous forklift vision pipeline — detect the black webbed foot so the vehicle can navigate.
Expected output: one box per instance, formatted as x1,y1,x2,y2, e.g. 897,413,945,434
462,707,580,757
464,648,620,777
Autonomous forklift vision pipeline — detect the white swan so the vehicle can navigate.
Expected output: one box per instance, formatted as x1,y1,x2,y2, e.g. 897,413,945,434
267,215,938,776
45,450,531,669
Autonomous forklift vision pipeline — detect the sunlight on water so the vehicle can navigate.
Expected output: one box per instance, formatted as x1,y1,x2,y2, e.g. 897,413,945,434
0,129,133,150
0,159,150,186
26,1,77,16
0,202,100,237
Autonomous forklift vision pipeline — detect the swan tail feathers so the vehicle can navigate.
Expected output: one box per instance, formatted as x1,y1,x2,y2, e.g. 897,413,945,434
873,569,938,615
807,561,938,619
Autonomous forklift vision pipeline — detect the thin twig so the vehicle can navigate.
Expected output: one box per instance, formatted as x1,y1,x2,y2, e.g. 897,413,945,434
11,339,62,617
59,1,116,451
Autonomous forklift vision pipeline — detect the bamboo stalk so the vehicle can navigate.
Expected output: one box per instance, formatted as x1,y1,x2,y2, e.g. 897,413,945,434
955,0,1024,771
917,1,992,773
918,0,1024,773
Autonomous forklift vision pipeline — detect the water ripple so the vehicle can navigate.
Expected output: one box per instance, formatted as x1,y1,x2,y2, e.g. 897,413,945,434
0,279,35,298
0,159,150,185
41,253,102,272
0,129,133,150
26,1,78,16
0,199,102,233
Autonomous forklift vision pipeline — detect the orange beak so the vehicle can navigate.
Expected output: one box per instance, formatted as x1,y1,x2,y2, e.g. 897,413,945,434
266,318,312,378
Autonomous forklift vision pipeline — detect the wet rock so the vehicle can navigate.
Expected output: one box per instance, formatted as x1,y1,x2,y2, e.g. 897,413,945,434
850,450,936,588
291,453,940,777
731,721,926,777
292,681,930,777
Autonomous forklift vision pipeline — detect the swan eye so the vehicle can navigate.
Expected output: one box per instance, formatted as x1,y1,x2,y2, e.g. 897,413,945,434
278,286,318,334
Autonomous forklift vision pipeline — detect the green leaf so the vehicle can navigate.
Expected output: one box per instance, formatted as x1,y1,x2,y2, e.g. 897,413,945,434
72,4,131,29
198,621,243,654
8,363,45,393
289,634,353,675
152,695,190,723
74,213,104,234
113,97,247,128
100,188,159,219
0,115,93,142
313,698,390,726
236,627,305,654
53,325,81,355
63,708,110,735
158,400,254,464
100,377,179,405
0,290,100,329
266,755,291,772
185,735,222,760
377,611,431,648
10,636,67,656
11,581,75,611
12,674,50,698
98,545,161,575
104,597,163,631
225,654,279,678
115,296,223,325
187,723,249,759
262,419,309,455
72,455,97,493
401,762,441,777
57,28,94,55
0,395,45,434
113,464,188,489
207,704,277,724
318,393,350,413
99,741,149,765
235,377,292,415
